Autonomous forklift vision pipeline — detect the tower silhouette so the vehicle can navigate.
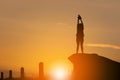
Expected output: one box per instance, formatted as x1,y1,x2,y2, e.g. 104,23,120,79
39,62,44,80
0,72,4,80
9,70,12,79
20,67,25,79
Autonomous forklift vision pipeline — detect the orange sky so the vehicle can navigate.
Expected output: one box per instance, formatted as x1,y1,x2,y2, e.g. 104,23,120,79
0,0,120,77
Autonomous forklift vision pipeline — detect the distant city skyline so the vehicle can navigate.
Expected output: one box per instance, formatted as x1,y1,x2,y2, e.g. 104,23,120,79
0,0,120,77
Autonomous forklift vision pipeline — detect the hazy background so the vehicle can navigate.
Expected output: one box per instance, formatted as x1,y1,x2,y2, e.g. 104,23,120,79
0,0,120,77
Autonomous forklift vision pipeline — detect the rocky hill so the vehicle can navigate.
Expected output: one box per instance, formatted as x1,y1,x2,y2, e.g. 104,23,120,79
68,53,120,80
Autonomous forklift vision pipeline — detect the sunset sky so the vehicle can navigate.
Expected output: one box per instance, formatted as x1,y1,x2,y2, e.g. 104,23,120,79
0,0,120,77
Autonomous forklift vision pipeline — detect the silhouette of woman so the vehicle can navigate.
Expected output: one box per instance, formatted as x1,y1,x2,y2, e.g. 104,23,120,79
76,15,84,54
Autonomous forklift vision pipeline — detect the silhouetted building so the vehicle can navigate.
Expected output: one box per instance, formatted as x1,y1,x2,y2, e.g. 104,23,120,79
20,67,24,79
39,62,44,80
69,53,120,80
9,70,12,79
0,72,4,80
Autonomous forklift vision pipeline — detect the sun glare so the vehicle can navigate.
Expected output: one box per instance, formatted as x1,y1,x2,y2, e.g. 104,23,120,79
48,60,72,80
52,67,68,80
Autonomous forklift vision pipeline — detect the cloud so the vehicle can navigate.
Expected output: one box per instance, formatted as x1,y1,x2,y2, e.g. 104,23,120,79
86,43,120,50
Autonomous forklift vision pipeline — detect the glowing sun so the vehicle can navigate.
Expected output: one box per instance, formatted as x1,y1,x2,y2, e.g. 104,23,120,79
48,61,72,80
52,67,68,80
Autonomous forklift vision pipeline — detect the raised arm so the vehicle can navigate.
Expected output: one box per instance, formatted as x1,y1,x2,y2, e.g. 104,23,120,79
77,17,79,24
80,18,83,24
